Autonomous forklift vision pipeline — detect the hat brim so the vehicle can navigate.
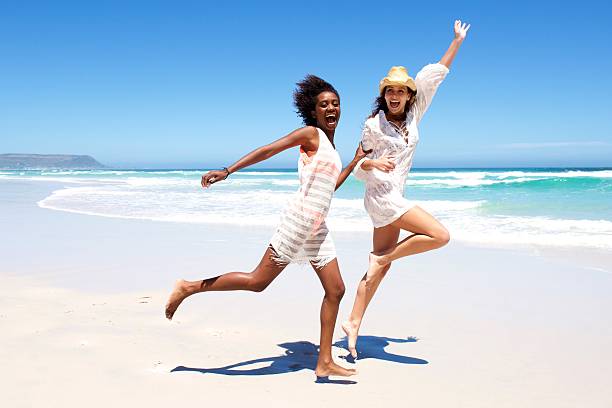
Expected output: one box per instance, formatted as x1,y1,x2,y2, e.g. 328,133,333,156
379,78,417,94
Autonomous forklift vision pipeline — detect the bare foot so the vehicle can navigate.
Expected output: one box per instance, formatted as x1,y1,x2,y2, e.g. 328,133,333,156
341,321,359,358
315,360,357,378
165,279,192,320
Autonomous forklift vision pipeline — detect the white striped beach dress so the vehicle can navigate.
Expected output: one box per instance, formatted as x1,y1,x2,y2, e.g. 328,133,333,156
269,127,342,268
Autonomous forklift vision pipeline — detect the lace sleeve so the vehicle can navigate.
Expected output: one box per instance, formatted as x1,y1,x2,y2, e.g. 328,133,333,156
413,63,449,123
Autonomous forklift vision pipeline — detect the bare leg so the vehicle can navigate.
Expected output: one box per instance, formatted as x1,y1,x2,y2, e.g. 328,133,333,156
342,224,400,357
342,206,450,357
371,205,450,268
165,246,286,319
312,258,356,378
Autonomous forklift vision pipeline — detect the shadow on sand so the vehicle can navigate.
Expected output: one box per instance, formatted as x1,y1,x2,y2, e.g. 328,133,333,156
171,335,427,384
334,335,428,365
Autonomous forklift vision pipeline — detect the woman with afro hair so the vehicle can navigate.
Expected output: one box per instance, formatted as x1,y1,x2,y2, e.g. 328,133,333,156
165,75,367,378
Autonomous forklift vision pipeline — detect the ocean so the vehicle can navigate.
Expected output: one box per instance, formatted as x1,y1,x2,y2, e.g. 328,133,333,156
2,168,611,251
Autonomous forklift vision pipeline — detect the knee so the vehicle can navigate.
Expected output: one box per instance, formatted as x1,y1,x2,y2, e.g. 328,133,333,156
433,228,450,247
247,271,272,293
250,282,268,292
249,279,270,292
326,282,345,303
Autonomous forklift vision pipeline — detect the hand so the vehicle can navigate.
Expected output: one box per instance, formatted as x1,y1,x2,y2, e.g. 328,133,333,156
454,20,470,41
201,169,228,188
353,141,372,162
370,156,395,172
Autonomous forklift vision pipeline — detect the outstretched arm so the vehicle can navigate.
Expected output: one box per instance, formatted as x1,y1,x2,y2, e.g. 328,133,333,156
439,20,470,69
201,126,317,187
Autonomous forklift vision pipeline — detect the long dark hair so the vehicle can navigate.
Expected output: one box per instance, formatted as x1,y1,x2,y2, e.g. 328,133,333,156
369,87,417,118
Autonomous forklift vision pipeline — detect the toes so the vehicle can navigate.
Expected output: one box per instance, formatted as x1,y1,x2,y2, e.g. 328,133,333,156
165,302,177,320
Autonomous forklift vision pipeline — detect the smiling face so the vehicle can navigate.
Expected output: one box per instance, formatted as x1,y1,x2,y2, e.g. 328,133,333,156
311,91,340,132
384,85,413,116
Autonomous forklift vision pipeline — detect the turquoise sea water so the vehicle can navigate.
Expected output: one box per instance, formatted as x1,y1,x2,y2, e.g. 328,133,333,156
2,168,611,250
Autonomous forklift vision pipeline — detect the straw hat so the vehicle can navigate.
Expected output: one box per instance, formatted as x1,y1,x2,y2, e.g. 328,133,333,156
379,66,416,94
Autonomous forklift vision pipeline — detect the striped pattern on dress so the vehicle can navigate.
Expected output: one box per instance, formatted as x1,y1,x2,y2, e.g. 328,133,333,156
270,128,342,268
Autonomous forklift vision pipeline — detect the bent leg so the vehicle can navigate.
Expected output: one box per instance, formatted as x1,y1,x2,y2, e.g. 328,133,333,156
371,206,450,268
343,224,400,357
165,245,286,319
312,258,356,378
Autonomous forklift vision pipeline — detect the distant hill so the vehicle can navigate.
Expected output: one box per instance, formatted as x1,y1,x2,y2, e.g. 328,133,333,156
0,154,106,169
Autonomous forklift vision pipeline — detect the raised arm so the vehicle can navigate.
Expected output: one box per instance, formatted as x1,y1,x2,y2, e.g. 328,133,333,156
439,20,470,69
201,126,318,187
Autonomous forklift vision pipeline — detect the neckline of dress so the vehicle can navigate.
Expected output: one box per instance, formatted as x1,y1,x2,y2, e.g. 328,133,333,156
380,110,407,125
379,111,410,142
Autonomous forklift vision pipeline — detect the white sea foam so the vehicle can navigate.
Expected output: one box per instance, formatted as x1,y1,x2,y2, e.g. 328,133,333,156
444,215,612,250
504,170,612,178
40,170,140,176
3,167,609,251
3,169,610,193
234,171,297,176
0,175,123,185
123,177,197,187
410,170,612,179
406,177,547,187
35,181,612,251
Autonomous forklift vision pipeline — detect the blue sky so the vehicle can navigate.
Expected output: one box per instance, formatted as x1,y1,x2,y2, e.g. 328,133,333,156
1,0,611,168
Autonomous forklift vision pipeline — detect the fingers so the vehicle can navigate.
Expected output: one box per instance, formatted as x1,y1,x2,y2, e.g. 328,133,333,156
383,159,396,171
201,174,212,188
201,171,222,188
375,158,395,172
359,141,373,155
208,173,223,186
356,145,366,158
455,20,472,35
201,173,211,188
454,19,470,36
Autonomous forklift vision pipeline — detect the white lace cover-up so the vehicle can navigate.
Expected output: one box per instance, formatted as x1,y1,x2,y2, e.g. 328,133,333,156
270,127,342,267
353,63,449,228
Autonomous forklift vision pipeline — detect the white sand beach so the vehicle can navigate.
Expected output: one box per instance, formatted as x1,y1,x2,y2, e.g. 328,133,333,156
2,179,612,407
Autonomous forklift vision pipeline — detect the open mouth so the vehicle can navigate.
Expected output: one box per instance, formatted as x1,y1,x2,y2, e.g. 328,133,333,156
325,113,337,126
389,101,400,109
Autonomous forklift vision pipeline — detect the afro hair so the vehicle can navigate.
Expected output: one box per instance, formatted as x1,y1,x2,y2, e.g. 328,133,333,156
293,75,339,127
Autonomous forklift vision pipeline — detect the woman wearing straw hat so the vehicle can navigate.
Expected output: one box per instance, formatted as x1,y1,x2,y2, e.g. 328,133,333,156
342,20,471,358
165,75,368,379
